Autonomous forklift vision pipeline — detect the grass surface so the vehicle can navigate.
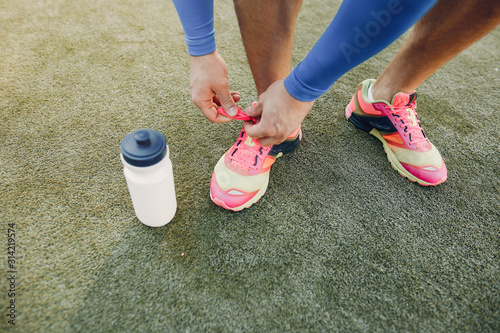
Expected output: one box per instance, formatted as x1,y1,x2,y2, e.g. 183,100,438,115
1,0,499,331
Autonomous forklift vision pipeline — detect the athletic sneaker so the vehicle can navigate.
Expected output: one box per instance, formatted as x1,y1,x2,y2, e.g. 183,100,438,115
210,113,302,211
345,79,447,186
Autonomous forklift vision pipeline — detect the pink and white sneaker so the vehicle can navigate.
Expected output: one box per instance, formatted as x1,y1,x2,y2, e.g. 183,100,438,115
346,79,447,186
210,107,302,211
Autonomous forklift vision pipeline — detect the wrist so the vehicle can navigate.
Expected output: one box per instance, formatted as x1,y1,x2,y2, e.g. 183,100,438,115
189,50,217,60
185,32,216,57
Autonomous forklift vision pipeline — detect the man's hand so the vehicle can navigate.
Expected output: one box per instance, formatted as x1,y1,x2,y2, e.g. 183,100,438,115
243,80,314,146
189,50,240,122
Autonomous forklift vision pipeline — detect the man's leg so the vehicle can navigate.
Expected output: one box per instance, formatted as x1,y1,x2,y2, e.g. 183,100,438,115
209,0,304,211
371,0,500,101
233,0,303,95
345,0,499,186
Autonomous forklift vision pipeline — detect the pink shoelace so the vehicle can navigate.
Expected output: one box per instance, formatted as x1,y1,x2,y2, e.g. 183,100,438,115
217,106,269,171
228,130,270,172
388,101,428,147
217,106,254,122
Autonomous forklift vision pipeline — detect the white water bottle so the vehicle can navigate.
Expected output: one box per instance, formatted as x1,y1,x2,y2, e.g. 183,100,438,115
120,129,177,227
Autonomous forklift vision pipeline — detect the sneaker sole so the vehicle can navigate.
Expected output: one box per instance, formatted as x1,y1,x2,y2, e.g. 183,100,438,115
345,104,444,186
210,175,269,211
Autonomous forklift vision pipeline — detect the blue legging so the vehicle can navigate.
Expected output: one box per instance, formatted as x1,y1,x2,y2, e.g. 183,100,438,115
172,0,438,101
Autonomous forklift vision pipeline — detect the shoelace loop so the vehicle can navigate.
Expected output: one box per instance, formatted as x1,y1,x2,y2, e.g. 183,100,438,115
217,106,256,122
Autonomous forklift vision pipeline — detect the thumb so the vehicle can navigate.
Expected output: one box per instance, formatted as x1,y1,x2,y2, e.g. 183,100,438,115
245,101,262,118
215,88,238,117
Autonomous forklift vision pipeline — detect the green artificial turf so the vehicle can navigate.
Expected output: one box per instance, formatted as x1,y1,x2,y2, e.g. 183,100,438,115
1,0,499,331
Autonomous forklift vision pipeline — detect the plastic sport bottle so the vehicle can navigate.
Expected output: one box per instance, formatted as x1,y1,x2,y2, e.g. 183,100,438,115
120,129,177,227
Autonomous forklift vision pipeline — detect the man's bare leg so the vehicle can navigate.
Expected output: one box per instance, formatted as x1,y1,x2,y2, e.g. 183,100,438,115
372,0,500,101
234,0,303,96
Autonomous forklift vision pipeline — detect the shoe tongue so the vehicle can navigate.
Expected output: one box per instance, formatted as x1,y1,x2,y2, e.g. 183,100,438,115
391,92,416,107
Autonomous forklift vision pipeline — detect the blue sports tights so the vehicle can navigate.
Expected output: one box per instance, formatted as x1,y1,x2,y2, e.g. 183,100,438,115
172,0,438,101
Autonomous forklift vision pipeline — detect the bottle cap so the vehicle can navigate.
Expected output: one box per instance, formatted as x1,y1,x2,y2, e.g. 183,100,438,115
120,129,167,167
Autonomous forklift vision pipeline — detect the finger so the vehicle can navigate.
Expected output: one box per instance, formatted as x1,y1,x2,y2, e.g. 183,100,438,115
244,119,290,147
243,120,272,146
214,87,238,117
212,95,221,106
213,113,233,123
200,104,232,123
245,101,262,118
213,91,240,107
256,136,277,147
245,126,276,147
231,91,241,103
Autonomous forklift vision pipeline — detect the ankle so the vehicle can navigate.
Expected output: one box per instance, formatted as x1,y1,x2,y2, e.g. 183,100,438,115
371,81,416,102
370,82,397,102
